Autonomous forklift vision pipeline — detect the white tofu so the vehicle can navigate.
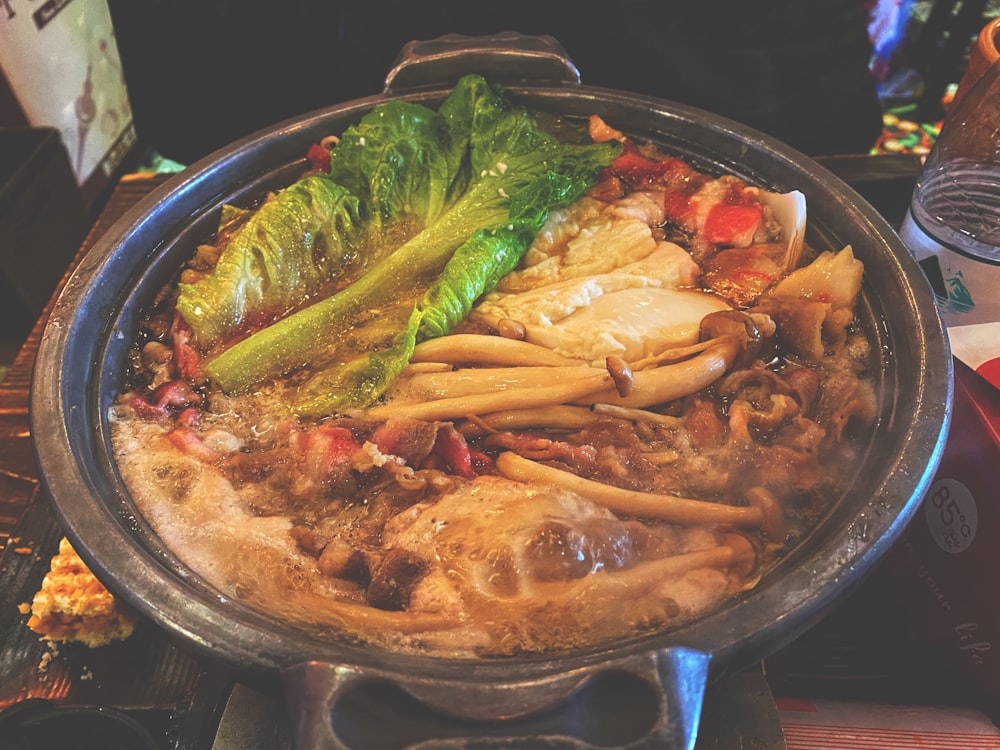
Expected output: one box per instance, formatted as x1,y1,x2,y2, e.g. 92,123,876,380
477,243,729,363
527,287,731,361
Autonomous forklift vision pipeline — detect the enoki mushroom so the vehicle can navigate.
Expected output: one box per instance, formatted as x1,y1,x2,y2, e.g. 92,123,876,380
368,368,612,422
495,452,784,535
460,405,598,435
370,336,740,422
507,533,757,608
410,334,584,368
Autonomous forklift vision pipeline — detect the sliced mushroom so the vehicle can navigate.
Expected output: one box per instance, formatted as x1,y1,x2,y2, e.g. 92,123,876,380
699,310,763,370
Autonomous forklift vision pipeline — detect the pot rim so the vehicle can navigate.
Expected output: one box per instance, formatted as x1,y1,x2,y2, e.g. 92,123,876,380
30,81,952,683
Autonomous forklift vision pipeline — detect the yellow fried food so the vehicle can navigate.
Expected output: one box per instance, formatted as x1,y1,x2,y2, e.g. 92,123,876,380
24,537,136,647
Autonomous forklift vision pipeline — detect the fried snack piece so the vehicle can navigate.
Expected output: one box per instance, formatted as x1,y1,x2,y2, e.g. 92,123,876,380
24,537,136,647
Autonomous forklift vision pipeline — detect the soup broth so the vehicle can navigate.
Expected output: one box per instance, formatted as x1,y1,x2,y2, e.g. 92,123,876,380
110,77,875,657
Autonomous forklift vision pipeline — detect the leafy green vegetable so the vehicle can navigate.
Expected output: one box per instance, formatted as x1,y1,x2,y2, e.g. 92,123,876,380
293,171,597,415
195,74,621,406
293,225,529,416
216,204,253,235
326,100,464,231
176,174,363,346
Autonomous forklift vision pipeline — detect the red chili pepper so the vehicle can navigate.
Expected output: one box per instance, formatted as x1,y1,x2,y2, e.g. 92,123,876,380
703,203,763,246
306,143,332,173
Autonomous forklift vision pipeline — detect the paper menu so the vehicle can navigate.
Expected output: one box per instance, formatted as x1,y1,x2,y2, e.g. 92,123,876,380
0,0,134,187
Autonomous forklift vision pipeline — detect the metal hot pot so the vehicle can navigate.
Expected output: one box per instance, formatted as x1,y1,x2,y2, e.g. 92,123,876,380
30,35,951,749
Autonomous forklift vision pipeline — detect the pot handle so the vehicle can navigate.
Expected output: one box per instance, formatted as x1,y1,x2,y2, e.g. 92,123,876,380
281,646,711,749
383,32,581,96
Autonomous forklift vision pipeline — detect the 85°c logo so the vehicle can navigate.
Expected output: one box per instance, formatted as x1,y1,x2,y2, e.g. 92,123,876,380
925,479,978,554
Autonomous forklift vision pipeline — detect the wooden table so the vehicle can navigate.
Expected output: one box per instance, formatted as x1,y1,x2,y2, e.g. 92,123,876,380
1,176,172,549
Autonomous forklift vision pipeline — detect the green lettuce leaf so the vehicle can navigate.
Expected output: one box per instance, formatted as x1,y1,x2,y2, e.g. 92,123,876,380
175,80,498,349
175,174,363,346
294,222,533,415
327,100,465,231
293,170,602,414
198,74,621,403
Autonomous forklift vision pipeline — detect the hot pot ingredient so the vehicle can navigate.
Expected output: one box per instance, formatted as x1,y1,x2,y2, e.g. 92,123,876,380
109,78,875,656
183,74,620,409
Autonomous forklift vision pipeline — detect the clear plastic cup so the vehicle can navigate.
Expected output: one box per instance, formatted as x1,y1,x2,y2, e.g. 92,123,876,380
900,55,1000,327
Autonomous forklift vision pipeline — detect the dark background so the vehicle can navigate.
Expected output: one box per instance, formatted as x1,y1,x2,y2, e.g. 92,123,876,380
106,0,885,164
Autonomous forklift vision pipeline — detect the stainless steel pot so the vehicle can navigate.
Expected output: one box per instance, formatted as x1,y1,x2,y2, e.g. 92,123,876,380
30,34,951,749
